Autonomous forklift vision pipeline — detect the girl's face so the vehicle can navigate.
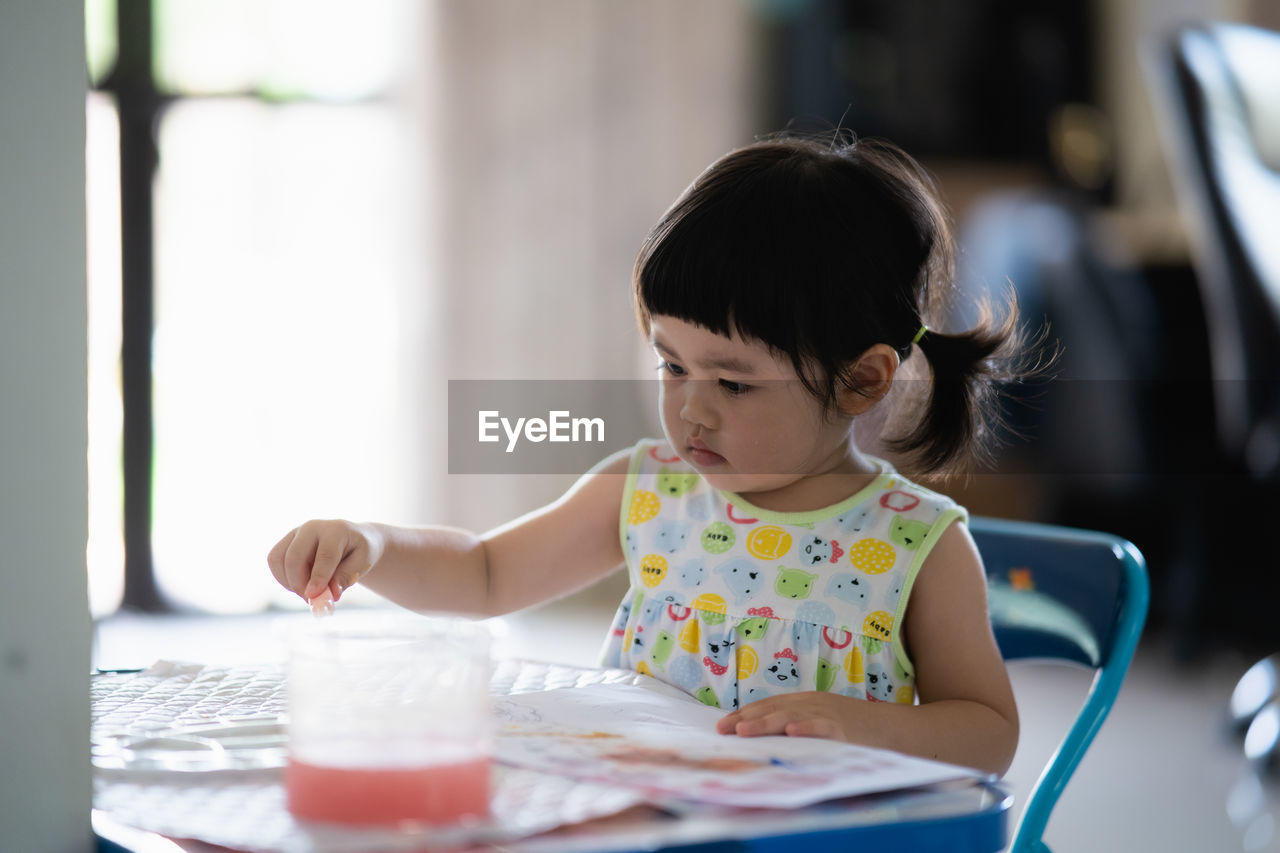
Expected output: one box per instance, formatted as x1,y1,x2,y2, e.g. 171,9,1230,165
650,315,876,510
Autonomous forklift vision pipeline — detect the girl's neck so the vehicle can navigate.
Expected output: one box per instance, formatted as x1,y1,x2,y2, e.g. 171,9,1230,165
733,444,882,514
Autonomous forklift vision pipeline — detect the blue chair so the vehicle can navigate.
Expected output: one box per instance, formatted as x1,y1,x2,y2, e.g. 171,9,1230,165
971,517,1150,853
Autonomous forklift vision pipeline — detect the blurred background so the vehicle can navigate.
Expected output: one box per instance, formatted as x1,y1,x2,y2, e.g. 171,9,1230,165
9,0,1280,849
80,0,1280,651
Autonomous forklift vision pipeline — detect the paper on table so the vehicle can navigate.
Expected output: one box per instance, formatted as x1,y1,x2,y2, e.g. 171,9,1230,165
494,683,983,809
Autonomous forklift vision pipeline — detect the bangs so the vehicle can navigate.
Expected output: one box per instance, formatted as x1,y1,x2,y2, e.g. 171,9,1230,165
635,193,807,354
633,141,917,396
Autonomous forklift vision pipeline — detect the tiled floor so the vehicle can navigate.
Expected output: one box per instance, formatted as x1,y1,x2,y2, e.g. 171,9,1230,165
94,584,1280,852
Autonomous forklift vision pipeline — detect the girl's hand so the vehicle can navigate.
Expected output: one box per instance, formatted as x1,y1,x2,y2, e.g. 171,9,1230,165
716,692,857,741
715,525,1018,776
267,520,384,604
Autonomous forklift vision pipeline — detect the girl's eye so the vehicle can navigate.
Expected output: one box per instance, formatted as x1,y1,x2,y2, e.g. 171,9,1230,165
719,379,750,396
657,360,686,377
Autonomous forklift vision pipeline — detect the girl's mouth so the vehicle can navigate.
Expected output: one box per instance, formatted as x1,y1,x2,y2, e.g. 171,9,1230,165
687,440,725,467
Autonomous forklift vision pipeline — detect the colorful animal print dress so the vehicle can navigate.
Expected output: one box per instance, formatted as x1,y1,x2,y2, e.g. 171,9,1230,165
600,440,967,711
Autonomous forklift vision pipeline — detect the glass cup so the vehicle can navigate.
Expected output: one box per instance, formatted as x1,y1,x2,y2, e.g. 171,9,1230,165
285,612,493,827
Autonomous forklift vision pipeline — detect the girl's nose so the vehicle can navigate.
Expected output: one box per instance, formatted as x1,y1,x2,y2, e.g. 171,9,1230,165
680,381,717,429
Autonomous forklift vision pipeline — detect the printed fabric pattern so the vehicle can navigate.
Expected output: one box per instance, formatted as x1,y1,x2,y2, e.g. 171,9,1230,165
600,440,967,711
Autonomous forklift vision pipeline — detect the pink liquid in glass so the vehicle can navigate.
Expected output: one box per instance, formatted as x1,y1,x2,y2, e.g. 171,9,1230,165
286,756,491,826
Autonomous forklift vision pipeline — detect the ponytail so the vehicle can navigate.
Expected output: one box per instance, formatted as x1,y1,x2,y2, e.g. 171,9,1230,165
883,297,1038,476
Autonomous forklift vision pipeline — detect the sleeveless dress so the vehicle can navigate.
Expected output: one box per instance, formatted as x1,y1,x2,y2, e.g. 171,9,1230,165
599,439,967,711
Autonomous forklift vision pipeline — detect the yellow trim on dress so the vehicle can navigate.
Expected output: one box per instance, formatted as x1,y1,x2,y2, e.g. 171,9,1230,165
889,507,969,683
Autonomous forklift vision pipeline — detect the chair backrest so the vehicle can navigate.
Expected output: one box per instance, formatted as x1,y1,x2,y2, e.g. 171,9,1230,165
971,516,1149,853
1149,22,1280,479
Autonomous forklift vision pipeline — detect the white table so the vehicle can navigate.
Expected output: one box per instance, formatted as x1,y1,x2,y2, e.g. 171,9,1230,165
92,659,1010,852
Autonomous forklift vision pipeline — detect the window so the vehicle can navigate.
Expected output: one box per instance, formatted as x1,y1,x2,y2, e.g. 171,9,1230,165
87,0,425,614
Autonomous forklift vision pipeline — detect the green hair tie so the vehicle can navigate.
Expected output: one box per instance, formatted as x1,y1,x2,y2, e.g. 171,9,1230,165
911,324,928,345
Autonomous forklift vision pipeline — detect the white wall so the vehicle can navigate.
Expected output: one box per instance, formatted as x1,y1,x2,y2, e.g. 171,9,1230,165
0,2,93,850
420,0,758,532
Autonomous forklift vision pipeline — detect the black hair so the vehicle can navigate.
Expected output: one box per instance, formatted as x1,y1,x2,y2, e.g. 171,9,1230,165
633,133,1030,476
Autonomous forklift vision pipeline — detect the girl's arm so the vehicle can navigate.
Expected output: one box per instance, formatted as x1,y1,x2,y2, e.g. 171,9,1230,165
716,521,1019,776
268,448,631,616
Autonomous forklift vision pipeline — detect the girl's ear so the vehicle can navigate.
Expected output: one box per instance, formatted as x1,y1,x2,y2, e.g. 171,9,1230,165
836,344,899,416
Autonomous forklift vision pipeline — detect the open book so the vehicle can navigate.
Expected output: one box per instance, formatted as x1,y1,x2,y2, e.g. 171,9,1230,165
494,683,984,809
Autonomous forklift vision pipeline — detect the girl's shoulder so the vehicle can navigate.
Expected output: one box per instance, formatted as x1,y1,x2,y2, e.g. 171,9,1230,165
856,464,968,553
868,462,964,516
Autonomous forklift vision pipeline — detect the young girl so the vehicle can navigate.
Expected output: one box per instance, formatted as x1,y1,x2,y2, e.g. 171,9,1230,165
268,134,1023,776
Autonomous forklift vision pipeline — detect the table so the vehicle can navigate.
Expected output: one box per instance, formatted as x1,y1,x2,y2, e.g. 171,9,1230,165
92,659,1010,852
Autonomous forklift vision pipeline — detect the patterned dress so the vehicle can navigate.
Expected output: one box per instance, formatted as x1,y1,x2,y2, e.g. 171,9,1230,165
600,440,967,711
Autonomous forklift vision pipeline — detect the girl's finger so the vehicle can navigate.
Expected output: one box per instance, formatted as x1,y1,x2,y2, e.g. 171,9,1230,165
715,712,742,735
266,529,296,586
783,717,840,739
331,561,371,600
283,527,322,598
717,698,781,734
308,586,335,616
732,710,793,737
280,530,319,597
304,532,348,600
327,560,362,602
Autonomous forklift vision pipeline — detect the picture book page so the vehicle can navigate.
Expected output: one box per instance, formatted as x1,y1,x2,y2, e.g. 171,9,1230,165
494,683,983,809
